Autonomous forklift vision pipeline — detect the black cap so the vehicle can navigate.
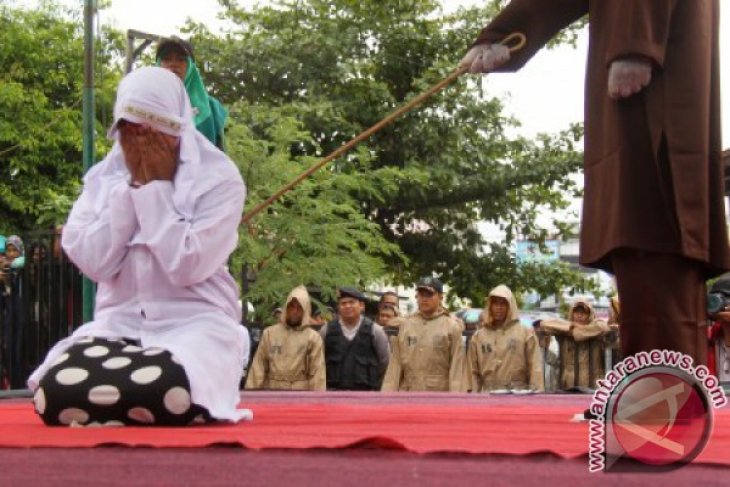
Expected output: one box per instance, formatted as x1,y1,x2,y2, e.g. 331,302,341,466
416,276,443,294
337,287,366,302
156,36,194,61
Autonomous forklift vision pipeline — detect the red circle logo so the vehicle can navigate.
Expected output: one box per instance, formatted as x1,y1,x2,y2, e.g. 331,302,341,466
610,369,712,467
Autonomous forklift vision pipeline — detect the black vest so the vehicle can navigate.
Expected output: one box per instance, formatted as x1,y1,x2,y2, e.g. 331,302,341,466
324,318,380,390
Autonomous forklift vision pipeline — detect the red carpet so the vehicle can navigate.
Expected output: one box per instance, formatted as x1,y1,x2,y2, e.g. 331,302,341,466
0,392,728,467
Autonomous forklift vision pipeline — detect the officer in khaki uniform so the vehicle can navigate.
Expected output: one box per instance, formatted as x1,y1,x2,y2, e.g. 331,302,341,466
468,285,543,393
538,300,617,391
245,285,326,390
382,277,467,392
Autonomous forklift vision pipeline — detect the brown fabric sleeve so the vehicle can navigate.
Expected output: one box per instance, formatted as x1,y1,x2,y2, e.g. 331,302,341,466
245,328,270,389
539,318,572,335
381,334,403,391
603,0,678,68
467,335,482,392
525,333,545,392
572,320,610,342
448,323,468,392
471,0,588,71
307,332,326,391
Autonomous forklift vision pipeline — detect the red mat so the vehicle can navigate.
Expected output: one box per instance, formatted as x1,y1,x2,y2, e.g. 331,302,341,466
1,393,728,467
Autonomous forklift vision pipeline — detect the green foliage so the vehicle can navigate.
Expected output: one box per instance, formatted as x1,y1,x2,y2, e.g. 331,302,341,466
0,1,121,232
3,0,595,315
226,101,404,320
193,0,589,307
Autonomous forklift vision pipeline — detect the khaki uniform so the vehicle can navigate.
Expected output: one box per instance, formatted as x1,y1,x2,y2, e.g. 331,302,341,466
468,285,543,392
245,286,325,391
381,310,467,392
540,301,616,390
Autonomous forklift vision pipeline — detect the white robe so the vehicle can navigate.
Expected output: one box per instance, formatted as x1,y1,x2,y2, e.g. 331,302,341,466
28,67,251,422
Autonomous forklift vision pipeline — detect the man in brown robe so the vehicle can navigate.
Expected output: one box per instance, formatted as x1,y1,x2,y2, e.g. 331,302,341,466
461,0,730,365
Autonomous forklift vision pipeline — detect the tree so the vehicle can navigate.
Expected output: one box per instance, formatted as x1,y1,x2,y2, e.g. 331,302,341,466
189,0,594,306
0,1,121,232
225,101,404,319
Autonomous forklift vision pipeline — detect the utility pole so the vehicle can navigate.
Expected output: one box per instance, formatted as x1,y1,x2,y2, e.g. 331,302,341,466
82,0,96,322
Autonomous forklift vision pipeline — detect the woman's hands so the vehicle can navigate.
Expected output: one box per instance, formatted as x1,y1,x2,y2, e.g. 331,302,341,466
119,121,180,185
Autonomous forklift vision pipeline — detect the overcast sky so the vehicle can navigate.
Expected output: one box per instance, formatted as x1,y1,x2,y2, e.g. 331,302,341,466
91,0,730,144
13,0,730,236
13,0,729,143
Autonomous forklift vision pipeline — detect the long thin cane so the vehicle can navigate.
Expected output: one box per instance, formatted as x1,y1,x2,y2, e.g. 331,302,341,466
241,32,526,224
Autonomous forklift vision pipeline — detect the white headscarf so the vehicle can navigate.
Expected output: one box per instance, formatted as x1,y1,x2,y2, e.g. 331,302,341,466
85,66,239,220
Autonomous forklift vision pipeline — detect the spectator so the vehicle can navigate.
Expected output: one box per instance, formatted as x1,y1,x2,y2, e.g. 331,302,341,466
468,285,543,393
707,274,730,384
156,37,228,150
539,300,617,391
376,304,400,348
1,235,27,387
5,236,24,269
382,277,467,392
0,235,8,293
309,308,326,328
378,291,400,313
320,287,389,391
246,286,325,391
27,67,249,426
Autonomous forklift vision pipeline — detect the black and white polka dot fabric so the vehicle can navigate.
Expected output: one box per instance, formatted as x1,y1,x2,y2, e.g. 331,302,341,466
34,337,209,426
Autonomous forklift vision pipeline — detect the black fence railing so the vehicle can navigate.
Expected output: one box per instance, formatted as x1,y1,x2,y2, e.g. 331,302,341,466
0,231,83,389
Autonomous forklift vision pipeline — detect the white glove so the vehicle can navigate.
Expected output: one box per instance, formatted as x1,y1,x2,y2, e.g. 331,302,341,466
607,58,652,99
459,43,510,73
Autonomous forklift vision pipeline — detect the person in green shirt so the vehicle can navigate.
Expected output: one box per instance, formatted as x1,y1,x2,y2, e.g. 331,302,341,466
156,37,227,150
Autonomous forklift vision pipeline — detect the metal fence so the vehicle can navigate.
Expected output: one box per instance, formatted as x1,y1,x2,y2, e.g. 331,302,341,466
0,231,83,389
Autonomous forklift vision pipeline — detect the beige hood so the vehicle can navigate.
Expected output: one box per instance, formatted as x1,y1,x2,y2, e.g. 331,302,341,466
280,285,313,327
482,284,520,328
568,298,610,341
568,298,596,323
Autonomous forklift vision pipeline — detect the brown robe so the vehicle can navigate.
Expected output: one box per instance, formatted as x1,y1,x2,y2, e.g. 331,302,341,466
473,0,730,276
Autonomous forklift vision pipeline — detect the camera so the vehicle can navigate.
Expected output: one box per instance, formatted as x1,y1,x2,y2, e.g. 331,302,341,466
707,292,730,314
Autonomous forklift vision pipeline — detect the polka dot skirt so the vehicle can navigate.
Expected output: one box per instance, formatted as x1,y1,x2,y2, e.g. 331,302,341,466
34,337,209,427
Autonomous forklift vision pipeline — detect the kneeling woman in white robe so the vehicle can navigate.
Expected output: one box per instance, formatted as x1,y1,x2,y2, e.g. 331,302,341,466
28,66,251,426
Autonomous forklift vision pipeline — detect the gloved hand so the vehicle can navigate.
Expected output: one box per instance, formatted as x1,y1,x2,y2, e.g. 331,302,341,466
607,58,652,99
459,43,510,73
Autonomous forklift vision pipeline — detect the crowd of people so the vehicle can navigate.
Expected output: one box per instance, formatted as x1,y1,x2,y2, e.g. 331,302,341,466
0,235,26,388
244,277,625,394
